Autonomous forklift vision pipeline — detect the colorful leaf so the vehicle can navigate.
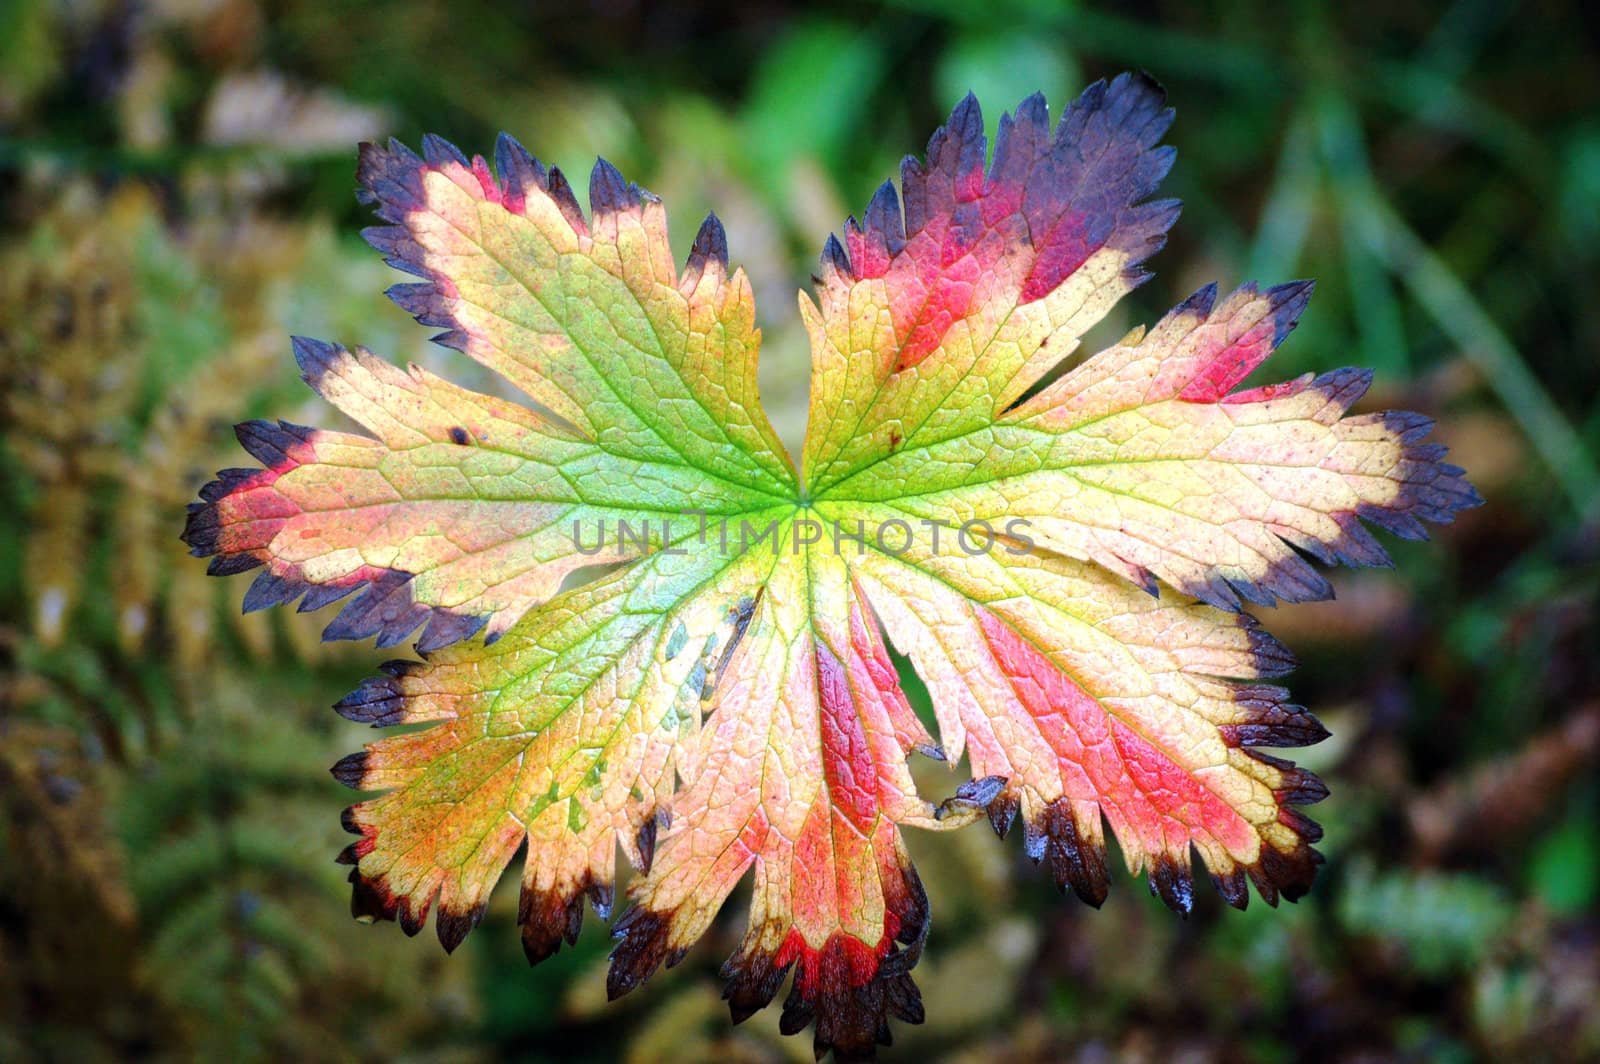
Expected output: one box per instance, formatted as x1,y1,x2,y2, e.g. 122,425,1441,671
185,73,1480,1059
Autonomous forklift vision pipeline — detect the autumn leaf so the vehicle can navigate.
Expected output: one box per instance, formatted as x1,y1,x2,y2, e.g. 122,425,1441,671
183,73,1479,1060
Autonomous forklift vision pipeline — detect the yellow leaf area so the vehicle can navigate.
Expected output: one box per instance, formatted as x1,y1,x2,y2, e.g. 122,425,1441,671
186,74,1477,1060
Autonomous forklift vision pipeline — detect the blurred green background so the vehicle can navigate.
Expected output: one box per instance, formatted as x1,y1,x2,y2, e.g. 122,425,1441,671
2,1,1598,1061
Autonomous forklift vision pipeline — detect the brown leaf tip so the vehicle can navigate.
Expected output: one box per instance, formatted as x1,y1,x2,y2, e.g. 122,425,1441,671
606,905,688,1001
519,872,610,965
1147,853,1195,915
1021,796,1111,908
1221,689,1330,749
730,856,932,1061
775,930,926,1063
435,901,488,954
719,941,795,1025
346,864,431,936
330,751,370,789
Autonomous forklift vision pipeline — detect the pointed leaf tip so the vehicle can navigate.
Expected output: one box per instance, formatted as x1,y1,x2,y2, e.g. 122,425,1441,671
688,212,728,272
589,157,636,214
330,752,369,789
421,133,467,168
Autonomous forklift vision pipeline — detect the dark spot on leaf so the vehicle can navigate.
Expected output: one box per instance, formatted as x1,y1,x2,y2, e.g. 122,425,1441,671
702,589,761,701
665,620,688,661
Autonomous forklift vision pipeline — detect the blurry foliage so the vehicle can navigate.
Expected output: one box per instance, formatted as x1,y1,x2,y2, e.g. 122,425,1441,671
2,0,1598,1061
